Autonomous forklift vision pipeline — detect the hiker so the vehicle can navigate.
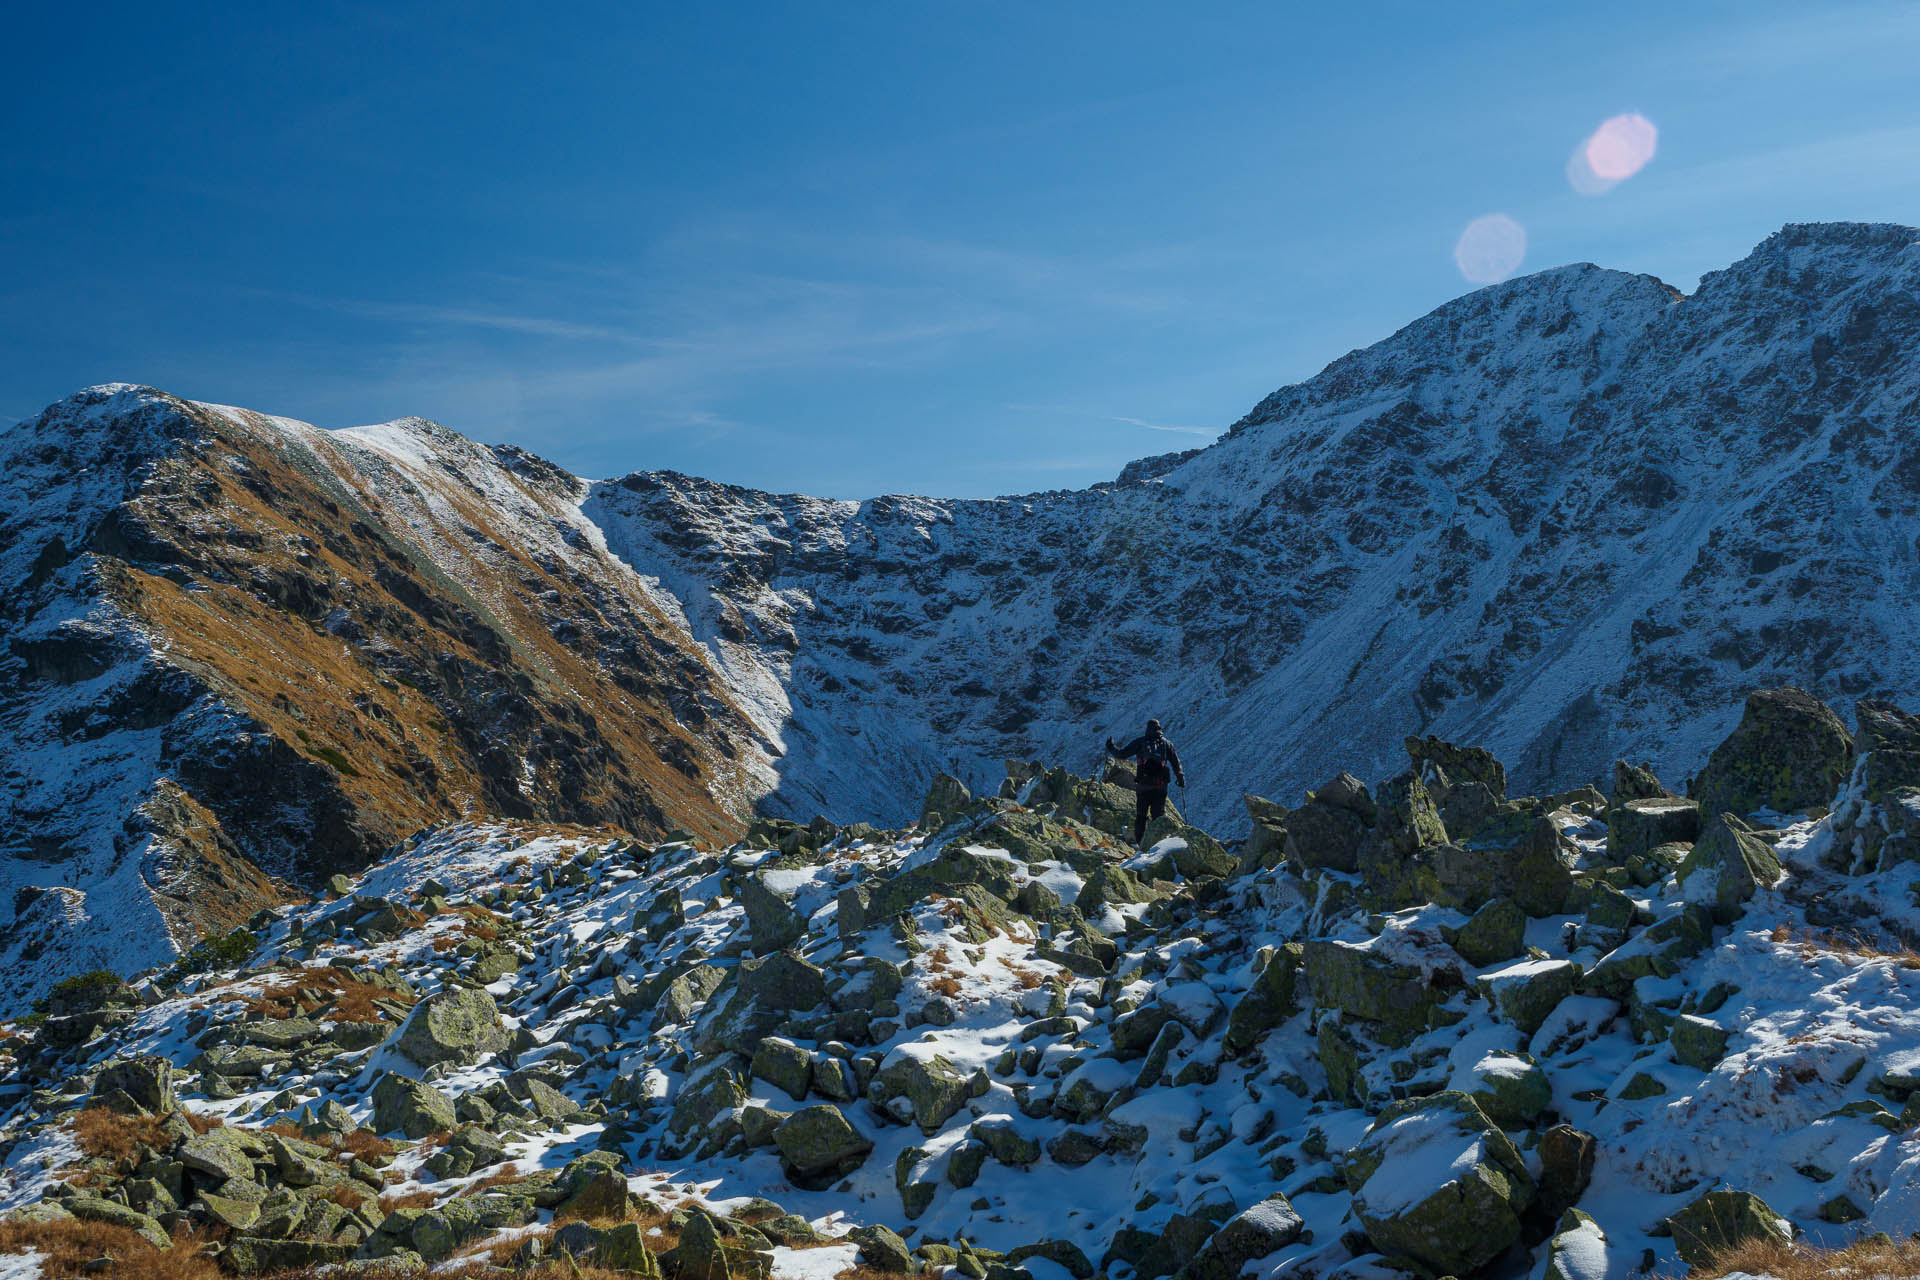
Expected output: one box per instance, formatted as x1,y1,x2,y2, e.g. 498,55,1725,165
1105,718,1186,842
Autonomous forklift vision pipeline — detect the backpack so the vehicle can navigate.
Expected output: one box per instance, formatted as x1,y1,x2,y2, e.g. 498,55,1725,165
1137,737,1173,789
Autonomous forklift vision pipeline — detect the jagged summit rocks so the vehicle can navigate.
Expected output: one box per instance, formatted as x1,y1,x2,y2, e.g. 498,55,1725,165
1,687,1917,1279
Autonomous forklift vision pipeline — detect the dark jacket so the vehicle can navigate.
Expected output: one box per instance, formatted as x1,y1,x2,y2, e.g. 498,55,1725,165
1106,731,1185,790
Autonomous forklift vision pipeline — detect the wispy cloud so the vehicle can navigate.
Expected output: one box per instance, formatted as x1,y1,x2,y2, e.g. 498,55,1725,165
1112,415,1219,439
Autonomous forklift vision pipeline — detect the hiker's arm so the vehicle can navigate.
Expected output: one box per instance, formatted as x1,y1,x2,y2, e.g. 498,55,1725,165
1167,743,1186,785
1112,735,1143,758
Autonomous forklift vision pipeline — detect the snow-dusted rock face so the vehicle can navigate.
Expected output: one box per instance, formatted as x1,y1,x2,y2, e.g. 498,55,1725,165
590,223,1920,829
0,387,774,1013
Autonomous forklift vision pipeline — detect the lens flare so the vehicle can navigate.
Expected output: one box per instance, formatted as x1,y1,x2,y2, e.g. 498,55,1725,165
1454,214,1527,285
1569,113,1658,194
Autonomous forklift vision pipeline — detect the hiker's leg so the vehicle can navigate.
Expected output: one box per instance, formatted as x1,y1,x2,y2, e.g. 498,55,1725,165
1147,790,1167,827
1134,791,1151,842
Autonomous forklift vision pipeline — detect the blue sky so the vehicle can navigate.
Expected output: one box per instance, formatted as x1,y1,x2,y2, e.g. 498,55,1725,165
5,2,1919,497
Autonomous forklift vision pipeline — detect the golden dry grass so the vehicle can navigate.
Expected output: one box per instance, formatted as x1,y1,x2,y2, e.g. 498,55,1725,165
377,1189,438,1213
1769,923,1920,969
0,1219,224,1280
244,967,418,1023
69,1107,175,1165
1692,1233,1920,1279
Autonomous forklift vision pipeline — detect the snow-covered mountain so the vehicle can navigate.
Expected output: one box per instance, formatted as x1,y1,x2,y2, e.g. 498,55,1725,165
591,221,1920,828
6,221,1920,1005
0,388,775,1011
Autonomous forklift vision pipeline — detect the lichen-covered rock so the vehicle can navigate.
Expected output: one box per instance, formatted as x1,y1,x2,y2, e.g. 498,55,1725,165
64,1196,172,1249
1677,812,1782,923
1444,898,1526,967
1670,1014,1733,1069
1343,1091,1534,1276
1175,1193,1304,1280
1478,958,1576,1035
596,1222,663,1275
394,984,509,1068
1461,1051,1551,1126
1667,1189,1791,1266
1537,1125,1597,1220
774,1105,873,1186
737,873,806,954
1223,944,1302,1055
92,1054,176,1114
1244,795,1289,868
224,1238,356,1275
922,772,973,825
1607,796,1702,860
371,1072,457,1139
1303,939,1438,1044
1434,816,1573,916
751,1037,813,1102
1140,817,1239,879
971,1116,1042,1167
1373,772,1449,854
850,1223,918,1273
872,1050,976,1133
178,1127,260,1184
1407,736,1508,801
1691,687,1853,819
1283,776,1375,872
698,952,829,1055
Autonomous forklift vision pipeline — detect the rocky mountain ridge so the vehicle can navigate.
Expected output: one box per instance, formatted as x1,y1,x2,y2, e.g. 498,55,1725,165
7,221,1920,1013
597,221,1920,830
1,686,1919,1280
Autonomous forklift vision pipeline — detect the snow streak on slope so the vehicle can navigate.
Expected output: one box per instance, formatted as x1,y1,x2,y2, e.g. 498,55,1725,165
588,224,1920,829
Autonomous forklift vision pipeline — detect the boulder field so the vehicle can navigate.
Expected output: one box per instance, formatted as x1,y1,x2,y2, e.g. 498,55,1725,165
1,686,1915,1280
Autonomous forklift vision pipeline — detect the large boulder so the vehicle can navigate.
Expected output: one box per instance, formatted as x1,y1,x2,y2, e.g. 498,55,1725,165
1477,959,1577,1036
92,1055,176,1114
1343,1091,1534,1276
1433,817,1573,917
1691,687,1853,818
394,985,509,1068
371,1072,457,1139
1140,817,1239,880
64,1197,171,1249
1175,1194,1304,1280
774,1105,873,1186
871,1050,978,1133
1536,1124,1597,1220
1607,797,1701,860
922,773,973,825
737,873,806,953
1302,939,1440,1045
1444,898,1526,967
1223,944,1303,1056
1460,1051,1552,1126
1407,735,1508,800
1677,813,1782,924
1244,795,1290,868
1666,1189,1791,1267
697,952,829,1055
1373,773,1449,853
1282,774,1376,872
